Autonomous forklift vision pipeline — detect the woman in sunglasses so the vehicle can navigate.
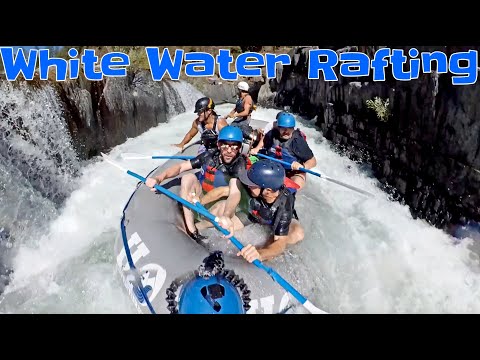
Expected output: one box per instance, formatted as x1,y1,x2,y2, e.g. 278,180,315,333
172,97,228,153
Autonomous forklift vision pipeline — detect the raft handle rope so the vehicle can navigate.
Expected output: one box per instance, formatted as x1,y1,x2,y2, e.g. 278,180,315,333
165,251,251,314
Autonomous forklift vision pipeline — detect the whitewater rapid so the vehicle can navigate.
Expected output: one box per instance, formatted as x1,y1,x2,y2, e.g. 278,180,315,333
1,95,479,313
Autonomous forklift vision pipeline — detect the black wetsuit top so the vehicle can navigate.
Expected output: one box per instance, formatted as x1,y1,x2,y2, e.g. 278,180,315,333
262,128,314,164
245,186,296,236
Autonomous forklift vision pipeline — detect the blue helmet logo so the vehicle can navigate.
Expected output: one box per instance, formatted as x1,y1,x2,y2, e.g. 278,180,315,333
178,275,245,314
218,126,243,143
277,112,296,128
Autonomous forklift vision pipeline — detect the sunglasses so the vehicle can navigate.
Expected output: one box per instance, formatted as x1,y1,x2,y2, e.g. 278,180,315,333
219,143,240,151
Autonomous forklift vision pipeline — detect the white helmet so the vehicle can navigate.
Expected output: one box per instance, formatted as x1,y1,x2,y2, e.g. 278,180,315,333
237,81,249,91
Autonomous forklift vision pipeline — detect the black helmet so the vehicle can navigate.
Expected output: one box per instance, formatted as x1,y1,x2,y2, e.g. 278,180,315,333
194,97,215,113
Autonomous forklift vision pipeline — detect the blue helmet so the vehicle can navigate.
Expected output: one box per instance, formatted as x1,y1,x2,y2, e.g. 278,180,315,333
239,159,285,191
178,274,245,314
218,125,243,143
275,110,288,119
277,112,296,128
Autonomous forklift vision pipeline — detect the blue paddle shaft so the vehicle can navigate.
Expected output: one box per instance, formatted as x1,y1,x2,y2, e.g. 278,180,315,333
152,156,194,160
256,153,320,177
255,153,374,198
125,169,309,306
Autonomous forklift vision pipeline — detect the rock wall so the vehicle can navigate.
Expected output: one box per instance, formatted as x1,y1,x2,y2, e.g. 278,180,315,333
53,69,187,159
260,46,480,230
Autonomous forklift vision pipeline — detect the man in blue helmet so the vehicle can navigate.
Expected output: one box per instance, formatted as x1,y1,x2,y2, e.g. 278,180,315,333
146,126,249,242
198,159,304,263
250,111,317,190
262,110,288,135
172,97,228,154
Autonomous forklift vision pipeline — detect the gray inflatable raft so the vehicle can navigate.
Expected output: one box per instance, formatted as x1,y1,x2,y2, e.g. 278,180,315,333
115,119,305,314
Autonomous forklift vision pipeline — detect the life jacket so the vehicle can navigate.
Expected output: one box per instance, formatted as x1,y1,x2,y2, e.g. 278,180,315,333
283,176,300,193
198,114,218,134
233,95,256,123
247,186,296,228
198,153,246,193
248,155,300,193
265,128,307,165
245,156,253,170
198,115,219,150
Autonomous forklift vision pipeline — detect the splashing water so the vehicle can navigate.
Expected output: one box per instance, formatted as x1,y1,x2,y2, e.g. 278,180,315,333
0,81,81,245
1,84,479,314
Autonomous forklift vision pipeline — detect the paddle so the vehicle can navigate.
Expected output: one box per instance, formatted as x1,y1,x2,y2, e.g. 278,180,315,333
101,152,328,315
255,153,375,198
121,153,195,160
191,200,328,314
181,139,202,153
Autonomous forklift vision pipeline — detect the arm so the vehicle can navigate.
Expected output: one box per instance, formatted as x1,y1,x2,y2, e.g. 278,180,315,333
237,237,288,263
146,160,193,189
291,137,317,170
160,160,193,181
174,120,199,148
200,186,230,206
249,132,264,155
217,117,229,131
257,236,289,262
302,156,317,170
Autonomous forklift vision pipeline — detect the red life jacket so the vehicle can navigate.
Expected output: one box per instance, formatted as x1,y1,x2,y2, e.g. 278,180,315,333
201,165,218,193
201,154,250,193
245,156,253,170
284,176,300,191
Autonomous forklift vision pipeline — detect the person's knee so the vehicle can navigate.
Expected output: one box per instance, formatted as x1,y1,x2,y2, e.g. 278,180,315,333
180,173,198,192
291,222,304,244
210,200,225,216
181,173,196,184
297,226,305,242
291,176,306,190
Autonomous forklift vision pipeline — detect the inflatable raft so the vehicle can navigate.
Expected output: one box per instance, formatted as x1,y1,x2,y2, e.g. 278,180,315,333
114,119,315,314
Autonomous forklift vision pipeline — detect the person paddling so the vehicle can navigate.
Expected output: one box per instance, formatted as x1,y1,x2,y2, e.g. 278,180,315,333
172,97,228,154
250,111,316,190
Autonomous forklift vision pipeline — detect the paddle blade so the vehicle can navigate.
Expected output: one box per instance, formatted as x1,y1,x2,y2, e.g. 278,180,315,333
303,300,329,314
323,176,375,198
101,152,128,172
121,153,195,160
121,153,152,160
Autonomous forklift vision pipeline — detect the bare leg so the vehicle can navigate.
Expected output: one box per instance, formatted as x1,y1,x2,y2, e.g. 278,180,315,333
286,219,304,245
290,173,307,190
196,200,226,230
180,173,202,233
196,200,245,232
